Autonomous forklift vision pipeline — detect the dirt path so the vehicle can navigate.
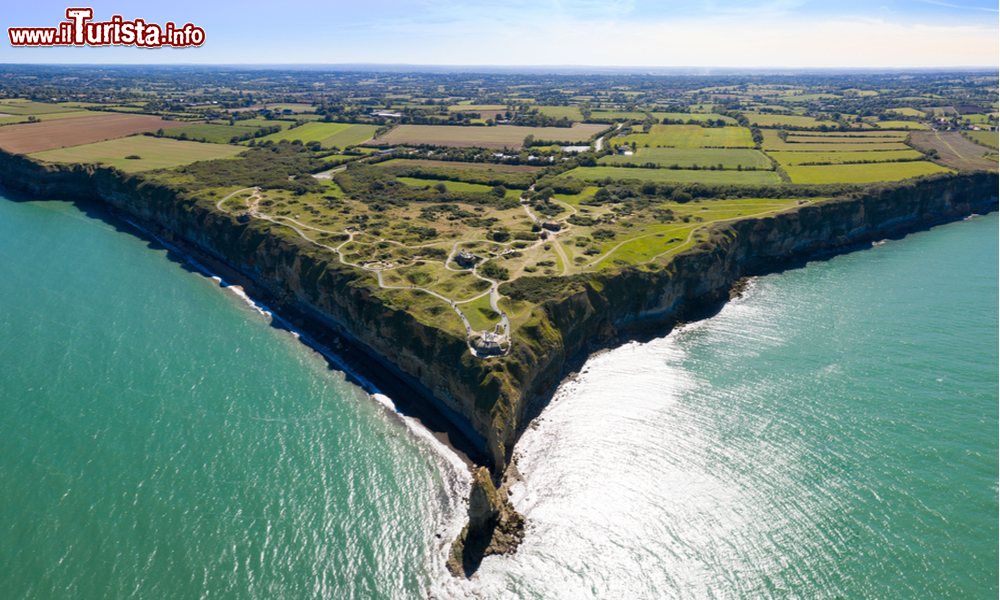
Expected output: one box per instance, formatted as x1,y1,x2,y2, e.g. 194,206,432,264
225,187,511,357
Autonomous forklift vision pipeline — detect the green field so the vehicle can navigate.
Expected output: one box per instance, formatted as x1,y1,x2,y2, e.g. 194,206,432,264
872,120,929,130
965,130,999,150
768,149,925,165
396,176,520,200
746,113,838,128
610,124,754,149
161,122,272,144
376,158,539,187
0,99,82,115
785,133,909,144
599,147,773,169
887,107,926,117
448,104,506,113
30,136,244,172
562,166,782,185
0,110,96,125
784,161,951,184
652,112,736,124
535,106,584,120
265,103,315,113
256,122,378,148
761,130,910,152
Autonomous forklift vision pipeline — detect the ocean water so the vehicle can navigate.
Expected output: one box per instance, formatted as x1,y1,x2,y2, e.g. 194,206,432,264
2,193,996,599
0,196,470,599
474,212,998,598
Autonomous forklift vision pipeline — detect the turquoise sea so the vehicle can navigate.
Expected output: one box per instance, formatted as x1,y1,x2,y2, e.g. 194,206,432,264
1,193,996,599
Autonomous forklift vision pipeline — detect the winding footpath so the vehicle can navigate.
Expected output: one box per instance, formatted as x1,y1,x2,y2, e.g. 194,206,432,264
218,186,512,357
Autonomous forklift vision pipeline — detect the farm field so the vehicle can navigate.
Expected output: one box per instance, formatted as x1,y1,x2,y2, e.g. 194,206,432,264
760,130,911,152
0,99,84,115
786,130,909,141
599,147,773,169
264,103,315,113
396,176,521,199
535,106,584,120
783,161,951,184
448,104,507,119
0,65,994,369
610,124,754,149
368,123,606,148
887,107,926,117
0,110,98,125
768,149,925,165
374,159,540,186
160,122,274,144
0,113,186,154
29,136,244,172
745,113,838,128
871,120,930,130
654,112,736,124
561,166,782,185
908,131,999,171
964,130,999,150
255,122,378,148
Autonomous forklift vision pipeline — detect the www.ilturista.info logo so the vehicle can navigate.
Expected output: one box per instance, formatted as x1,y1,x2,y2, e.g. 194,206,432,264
8,8,205,48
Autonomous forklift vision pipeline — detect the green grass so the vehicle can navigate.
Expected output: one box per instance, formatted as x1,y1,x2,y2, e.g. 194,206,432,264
30,136,245,172
746,113,838,128
761,130,911,152
652,112,736,124
0,99,81,115
396,176,521,199
460,293,501,331
256,122,378,148
161,122,269,144
265,103,315,113
0,110,97,123
397,176,493,193
784,161,951,184
553,186,598,206
600,147,772,169
376,158,539,187
562,166,782,185
768,149,925,165
887,107,926,117
872,120,929,130
447,104,506,113
580,198,811,271
610,124,754,149
965,130,999,150
535,106,584,120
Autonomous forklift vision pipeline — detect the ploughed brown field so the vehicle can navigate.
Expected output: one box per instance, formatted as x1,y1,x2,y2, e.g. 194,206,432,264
0,114,186,154
908,130,998,172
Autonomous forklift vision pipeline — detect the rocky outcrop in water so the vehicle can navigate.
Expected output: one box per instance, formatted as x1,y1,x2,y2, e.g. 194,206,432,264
446,467,524,577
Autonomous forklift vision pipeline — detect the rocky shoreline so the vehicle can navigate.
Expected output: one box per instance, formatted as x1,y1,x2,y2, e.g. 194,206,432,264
0,150,995,575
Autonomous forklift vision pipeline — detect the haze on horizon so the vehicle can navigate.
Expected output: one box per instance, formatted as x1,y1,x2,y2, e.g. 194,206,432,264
0,0,997,68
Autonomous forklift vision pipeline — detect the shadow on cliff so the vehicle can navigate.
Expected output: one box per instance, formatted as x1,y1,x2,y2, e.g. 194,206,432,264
2,190,489,467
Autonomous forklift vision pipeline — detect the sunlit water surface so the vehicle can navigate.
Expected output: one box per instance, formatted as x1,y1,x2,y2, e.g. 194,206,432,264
473,212,997,599
2,195,995,599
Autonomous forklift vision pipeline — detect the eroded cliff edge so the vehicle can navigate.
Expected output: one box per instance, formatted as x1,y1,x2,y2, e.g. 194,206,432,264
0,151,995,573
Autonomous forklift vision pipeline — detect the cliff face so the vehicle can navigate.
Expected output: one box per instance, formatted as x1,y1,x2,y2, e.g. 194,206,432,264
0,152,497,457
0,152,996,474
493,174,998,464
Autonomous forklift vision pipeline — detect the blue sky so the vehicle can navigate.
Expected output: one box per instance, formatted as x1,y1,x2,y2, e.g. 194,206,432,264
0,0,996,67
